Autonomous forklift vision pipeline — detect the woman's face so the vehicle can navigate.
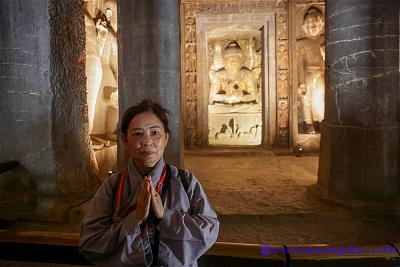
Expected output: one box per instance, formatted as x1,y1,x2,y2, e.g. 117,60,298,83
123,112,170,171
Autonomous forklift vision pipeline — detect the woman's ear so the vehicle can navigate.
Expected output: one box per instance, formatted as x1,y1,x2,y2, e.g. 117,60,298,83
121,134,127,144
165,132,170,144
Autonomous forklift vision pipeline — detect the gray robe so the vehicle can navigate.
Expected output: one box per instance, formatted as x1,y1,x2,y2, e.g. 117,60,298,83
79,158,219,266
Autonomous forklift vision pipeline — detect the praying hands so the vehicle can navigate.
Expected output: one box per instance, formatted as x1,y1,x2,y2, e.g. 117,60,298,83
136,176,164,224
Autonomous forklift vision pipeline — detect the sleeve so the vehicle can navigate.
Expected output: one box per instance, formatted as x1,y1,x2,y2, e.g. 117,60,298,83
156,171,220,265
79,177,152,266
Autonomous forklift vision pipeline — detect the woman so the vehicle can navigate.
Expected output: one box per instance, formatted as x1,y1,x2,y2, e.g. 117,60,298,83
79,99,219,266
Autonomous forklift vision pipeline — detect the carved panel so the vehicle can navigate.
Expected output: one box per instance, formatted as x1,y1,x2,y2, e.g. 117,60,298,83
277,41,289,70
186,101,198,129
198,2,275,13
277,80,289,100
208,113,262,145
182,1,281,148
185,130,198,148
277,12,288,40
185,43,197,73
186,73,197,101
182,9,198,147
185,17,196,42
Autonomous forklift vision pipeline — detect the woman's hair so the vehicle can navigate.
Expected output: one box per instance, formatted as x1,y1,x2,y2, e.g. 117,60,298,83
120,98,171,135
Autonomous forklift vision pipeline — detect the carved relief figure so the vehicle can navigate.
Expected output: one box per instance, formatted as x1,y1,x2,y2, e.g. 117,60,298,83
186,44,197,73
297,6,325,134
186,101,197,129
186,73,196,101
185,16,196,42
85,0,118,144
208,42,260,105
211,118,261,142
85,0,102,135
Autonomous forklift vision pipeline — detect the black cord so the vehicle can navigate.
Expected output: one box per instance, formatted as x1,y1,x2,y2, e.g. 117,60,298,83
388,242,400,257
283,245,291,267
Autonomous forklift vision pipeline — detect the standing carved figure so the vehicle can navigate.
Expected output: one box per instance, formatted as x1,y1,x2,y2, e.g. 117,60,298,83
297,7,325,134
85,0,118,138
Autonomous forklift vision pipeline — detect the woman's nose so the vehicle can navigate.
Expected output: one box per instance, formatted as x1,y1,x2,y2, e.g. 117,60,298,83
141,134,152,146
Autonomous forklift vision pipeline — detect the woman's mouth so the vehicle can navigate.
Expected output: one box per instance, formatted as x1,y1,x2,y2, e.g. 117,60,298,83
140,150,156,156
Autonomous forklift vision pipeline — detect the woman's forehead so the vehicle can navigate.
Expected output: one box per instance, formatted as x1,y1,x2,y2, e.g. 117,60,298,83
128,112,163,129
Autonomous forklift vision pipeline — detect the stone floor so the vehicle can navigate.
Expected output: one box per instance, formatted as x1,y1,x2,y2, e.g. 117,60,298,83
6,148,400,247
184,148,400,246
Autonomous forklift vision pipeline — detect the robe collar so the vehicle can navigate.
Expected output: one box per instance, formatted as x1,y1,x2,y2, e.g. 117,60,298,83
127,157,165,188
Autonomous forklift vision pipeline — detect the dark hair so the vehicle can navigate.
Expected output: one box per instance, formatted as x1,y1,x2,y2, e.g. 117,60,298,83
120,98,171,135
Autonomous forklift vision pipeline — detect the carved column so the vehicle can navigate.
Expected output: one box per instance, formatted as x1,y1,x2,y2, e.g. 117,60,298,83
182,5,199,148
118,0,182,167
276,0,290,147
318,0,399,199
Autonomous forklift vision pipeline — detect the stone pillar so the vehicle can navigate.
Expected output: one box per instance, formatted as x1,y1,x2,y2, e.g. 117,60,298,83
0,0,99,222
0,0,54,221
118,0,182,168
49,0,100,202
318,0,399,199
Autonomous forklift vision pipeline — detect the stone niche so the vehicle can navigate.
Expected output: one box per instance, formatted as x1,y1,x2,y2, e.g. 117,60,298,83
84,0,118,179
182,1,279,148
291,2,325,152
206,24,263,146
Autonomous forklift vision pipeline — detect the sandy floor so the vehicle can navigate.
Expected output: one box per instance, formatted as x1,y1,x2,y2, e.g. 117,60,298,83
184,148,400,246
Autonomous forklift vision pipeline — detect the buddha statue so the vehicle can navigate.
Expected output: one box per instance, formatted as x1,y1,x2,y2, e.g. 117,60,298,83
209,42,260,105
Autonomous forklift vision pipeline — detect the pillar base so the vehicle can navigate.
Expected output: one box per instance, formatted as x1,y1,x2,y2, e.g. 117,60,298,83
318,122,399,200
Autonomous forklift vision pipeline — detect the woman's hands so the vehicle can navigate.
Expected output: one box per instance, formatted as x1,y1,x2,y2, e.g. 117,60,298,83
151,184,164,220
136,176,165,223
136,176,151,224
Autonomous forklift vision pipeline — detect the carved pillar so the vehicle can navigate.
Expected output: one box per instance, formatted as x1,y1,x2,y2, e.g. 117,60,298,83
182,6,199,148
318,0,399,199
276,0,290,147
118,0,182,167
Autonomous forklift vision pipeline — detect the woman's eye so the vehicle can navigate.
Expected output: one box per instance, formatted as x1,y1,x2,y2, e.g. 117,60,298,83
151,130,160,136
133,132,143,137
